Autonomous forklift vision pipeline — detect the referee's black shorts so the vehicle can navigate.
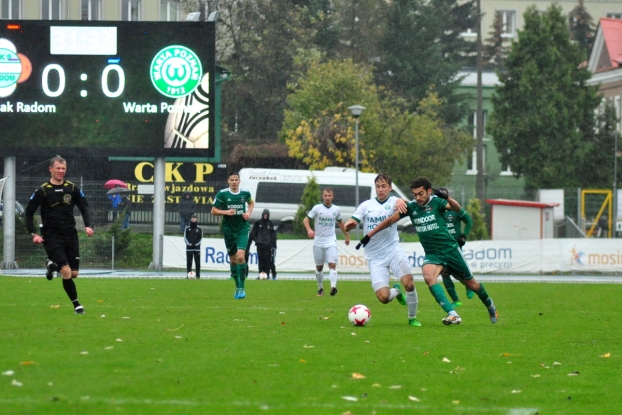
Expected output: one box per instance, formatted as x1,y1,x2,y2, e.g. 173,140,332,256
42,227,80,271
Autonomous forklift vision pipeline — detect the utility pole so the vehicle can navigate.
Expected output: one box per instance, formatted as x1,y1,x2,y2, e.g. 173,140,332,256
475,0,485,202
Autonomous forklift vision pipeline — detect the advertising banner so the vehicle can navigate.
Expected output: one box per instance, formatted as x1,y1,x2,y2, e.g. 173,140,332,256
163,237,622,274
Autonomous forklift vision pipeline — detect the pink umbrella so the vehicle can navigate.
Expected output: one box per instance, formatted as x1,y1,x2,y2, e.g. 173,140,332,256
104,179,128,190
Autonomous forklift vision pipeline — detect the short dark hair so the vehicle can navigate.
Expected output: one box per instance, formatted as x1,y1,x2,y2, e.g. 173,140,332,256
322,187,334,194
374,173,392,186
228,171,240,179
49,156,66,167
410,177,432,190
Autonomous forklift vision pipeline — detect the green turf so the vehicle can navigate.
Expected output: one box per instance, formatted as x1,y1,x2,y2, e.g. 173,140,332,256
0,277,620,415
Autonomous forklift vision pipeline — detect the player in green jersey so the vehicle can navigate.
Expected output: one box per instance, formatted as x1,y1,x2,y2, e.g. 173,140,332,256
441,198,474,305
211,172,255,299
359,177,498,325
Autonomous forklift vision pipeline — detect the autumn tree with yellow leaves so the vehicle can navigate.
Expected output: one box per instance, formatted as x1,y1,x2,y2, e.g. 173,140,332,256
281,59,471,186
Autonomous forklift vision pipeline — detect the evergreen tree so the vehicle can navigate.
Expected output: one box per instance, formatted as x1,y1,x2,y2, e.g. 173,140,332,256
466,198,488,240
483,12,509,69
376,0,477,124
294,176,321,237
488,5,601,189
568,2,595,61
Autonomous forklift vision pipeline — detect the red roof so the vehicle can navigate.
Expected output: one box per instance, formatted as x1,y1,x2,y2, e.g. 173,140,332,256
486,199,559,209
600,18,622,69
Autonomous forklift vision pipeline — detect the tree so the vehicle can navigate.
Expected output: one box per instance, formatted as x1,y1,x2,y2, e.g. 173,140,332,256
483,12,509,69
217,0,316,141
294,176,321,236
375,0,477,124
466,198,488,240
282,59,472,186
488,5,601,189
575,100,621,187
568,2,595,61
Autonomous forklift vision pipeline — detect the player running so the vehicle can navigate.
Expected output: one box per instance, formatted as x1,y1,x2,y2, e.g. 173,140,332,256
211,172,254,299
360,177,498,325
442,199,474,305
303,187,351,296
344,173,421,326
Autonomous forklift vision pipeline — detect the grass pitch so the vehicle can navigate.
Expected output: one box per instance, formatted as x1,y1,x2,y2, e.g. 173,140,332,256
0,276,620,415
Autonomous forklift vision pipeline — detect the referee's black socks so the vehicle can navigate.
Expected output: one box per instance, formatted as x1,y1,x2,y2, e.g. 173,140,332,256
62,278,79,303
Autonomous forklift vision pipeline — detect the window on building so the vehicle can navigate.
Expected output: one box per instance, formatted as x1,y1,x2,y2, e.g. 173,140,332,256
607,13,622,20
122,0,141,21
42,0,66,20
160,0,180,21
81,0,102,20
1,0,21,19
497,10,516,38
500,149,513,176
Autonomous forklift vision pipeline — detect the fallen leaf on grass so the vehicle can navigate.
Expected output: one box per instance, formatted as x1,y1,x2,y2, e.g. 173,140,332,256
104,346,114,350
80,351,88,355
122,317,130,319
318,316,330,320
299,359,306,363
164,324,184,332
116,339,123,342
351,333,356,336
372,383,381,387
11,379,22,387
100,315,106,318
303,345,315,348
568,371,580,376
389,385,402,389
342,396,358,401
19,361,36,366
442,357,451,363
343,411,353,415
452,400,460,404
531,374,541,378
50,305,60,308
175,336,182,339
352,373,365,379
97,300,104,303
553,362,562,366
408,396,420,402
423,352,429,356
600,353,611,358
2,370,15,376
511,390,522,394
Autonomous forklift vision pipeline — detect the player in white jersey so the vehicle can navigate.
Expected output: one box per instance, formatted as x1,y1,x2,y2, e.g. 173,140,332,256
344,173,421,326
303,188,351,296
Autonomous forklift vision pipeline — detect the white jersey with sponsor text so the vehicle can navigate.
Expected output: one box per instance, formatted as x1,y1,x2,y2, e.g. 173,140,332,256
352,196,400,260
307,203,342,247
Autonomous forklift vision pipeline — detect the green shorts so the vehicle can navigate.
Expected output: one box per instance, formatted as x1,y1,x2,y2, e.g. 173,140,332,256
224,230,250,256
422,249,473,281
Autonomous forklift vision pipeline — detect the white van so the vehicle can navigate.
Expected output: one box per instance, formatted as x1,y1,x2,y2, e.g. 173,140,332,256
238,167,413,232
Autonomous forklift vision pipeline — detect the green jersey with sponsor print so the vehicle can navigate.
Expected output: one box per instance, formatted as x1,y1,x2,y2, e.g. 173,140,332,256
401,196,458,254
213,188,253,234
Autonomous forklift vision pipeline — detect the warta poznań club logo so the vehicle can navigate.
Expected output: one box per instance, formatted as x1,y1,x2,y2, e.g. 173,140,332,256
0,39,32,98
150,45,202,99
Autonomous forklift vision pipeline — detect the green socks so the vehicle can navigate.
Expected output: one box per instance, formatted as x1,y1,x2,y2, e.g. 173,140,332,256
476,283,493,308
429,284,454,313
230,264,239,288
442,276,459,302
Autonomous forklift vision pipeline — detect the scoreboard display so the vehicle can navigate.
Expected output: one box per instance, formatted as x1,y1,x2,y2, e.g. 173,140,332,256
0,20,216,157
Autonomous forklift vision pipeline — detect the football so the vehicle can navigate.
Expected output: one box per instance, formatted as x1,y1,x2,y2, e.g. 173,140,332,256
348,305,371,326
258,272,268,280
187,271,196,278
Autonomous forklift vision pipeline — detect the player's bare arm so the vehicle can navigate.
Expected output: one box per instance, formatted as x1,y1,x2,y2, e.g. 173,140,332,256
211,206,235,216
242,201,254,220
338,221,351,244
303,216,315,239
343,218,358,232
367,211,401,239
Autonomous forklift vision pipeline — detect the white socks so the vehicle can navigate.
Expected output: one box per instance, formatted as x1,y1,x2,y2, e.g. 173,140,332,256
316,270,323,288
329,269,337,288
407,289,419,319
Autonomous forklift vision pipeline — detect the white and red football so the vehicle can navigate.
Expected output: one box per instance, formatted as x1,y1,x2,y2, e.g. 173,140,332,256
348,305,371,326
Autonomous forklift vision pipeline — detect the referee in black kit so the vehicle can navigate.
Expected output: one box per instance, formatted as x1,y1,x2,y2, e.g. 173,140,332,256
25,156,94,314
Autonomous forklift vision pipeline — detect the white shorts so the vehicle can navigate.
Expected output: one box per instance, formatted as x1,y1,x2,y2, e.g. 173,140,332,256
313,245,338,266
367,247,411,292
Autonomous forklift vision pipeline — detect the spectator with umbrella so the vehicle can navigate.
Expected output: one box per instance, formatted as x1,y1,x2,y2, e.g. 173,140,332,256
104,180,127,221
